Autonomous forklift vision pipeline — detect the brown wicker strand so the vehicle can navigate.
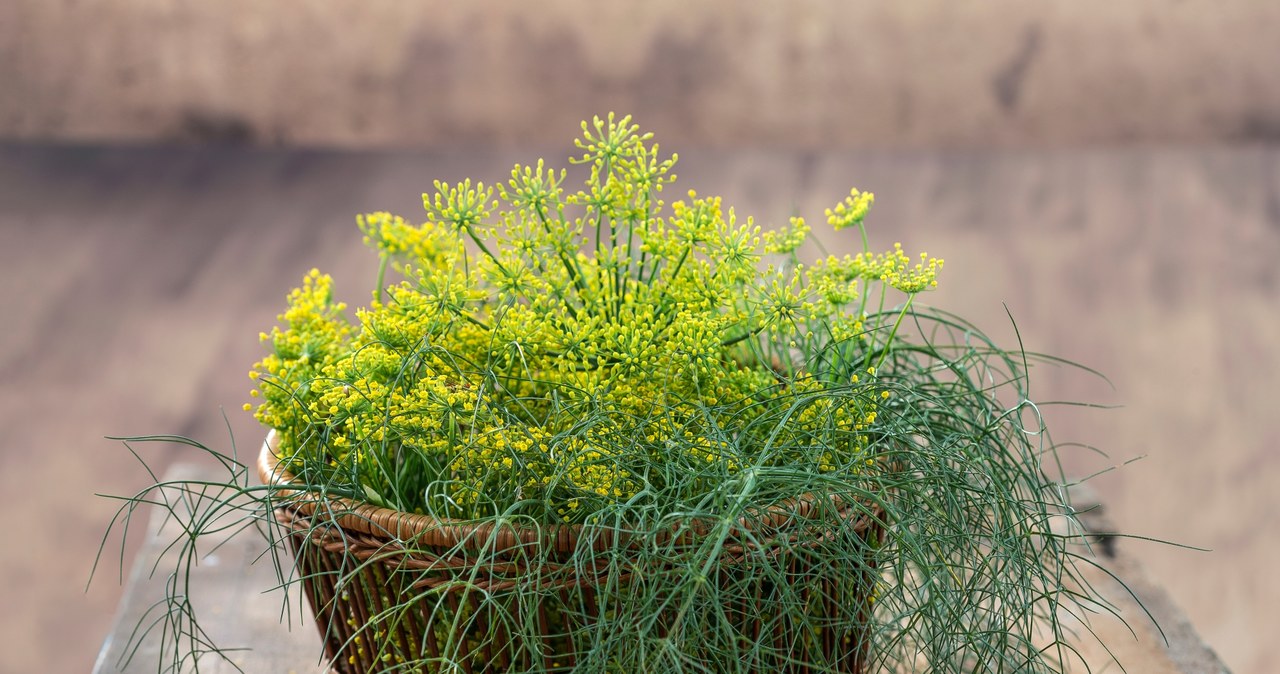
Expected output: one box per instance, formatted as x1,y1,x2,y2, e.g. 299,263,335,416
260,435,881,674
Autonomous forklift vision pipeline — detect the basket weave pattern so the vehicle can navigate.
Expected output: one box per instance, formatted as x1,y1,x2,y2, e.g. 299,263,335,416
260,438,883,674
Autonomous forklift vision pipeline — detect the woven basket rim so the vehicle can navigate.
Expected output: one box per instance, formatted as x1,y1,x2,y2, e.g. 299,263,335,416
258,430,880,554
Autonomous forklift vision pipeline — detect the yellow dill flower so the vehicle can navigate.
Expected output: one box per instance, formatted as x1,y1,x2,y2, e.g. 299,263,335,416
250,116,938,521
763,216,811,254
424,178,495,230
825,188,875,230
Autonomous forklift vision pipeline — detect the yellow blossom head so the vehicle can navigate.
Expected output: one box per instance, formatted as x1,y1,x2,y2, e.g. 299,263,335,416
825,188,875,231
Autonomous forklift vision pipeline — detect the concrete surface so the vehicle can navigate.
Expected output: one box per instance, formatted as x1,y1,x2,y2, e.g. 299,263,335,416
4,2,1280,149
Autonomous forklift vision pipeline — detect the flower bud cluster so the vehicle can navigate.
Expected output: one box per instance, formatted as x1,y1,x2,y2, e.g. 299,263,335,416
250,116,940,521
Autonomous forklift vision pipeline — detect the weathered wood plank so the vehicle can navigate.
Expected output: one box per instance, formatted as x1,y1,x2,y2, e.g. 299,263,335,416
92,463,329,674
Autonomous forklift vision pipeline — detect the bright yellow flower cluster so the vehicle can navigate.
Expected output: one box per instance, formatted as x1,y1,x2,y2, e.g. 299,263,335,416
807,243,944,296
248,269,353,431
825,188,875,231
763,216,811,254
249,115,941,522
863,242,945,293
357,211,455,271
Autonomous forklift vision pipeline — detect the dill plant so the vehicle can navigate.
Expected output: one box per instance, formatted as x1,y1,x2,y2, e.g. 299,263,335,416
100,114,1130,674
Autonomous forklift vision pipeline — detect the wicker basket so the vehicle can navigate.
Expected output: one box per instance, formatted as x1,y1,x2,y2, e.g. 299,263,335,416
259,433,884,674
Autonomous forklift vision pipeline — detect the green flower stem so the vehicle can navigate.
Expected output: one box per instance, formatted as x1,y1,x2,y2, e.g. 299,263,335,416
534,203,588,297
461,223,505,274
375,253,388,303
856,220,874,317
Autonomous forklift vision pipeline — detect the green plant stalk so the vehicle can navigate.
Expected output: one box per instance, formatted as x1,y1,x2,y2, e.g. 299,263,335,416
875,294,916,373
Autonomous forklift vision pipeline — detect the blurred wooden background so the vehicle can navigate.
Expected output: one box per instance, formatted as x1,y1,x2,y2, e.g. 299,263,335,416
3,2,1278,673
5,1,1280,149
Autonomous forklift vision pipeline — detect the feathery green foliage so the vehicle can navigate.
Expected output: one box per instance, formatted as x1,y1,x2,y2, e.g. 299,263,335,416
99,114,1131,674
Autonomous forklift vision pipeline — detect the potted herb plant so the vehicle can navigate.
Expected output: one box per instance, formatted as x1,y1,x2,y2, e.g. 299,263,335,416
102,114,1131,673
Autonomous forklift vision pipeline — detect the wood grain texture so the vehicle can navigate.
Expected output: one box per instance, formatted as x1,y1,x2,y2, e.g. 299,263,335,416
1,143,1272,673
4,2,1280,149
92,464,329,674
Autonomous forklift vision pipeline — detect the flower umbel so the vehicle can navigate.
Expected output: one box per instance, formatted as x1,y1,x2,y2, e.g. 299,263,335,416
251,132,935,523
825,187,875,230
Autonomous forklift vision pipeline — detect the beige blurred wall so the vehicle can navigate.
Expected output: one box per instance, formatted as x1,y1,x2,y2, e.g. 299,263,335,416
5,0,1280,149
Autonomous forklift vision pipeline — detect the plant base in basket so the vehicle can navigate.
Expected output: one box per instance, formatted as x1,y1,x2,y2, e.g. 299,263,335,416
261,432,887,674
98,114,1151,674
